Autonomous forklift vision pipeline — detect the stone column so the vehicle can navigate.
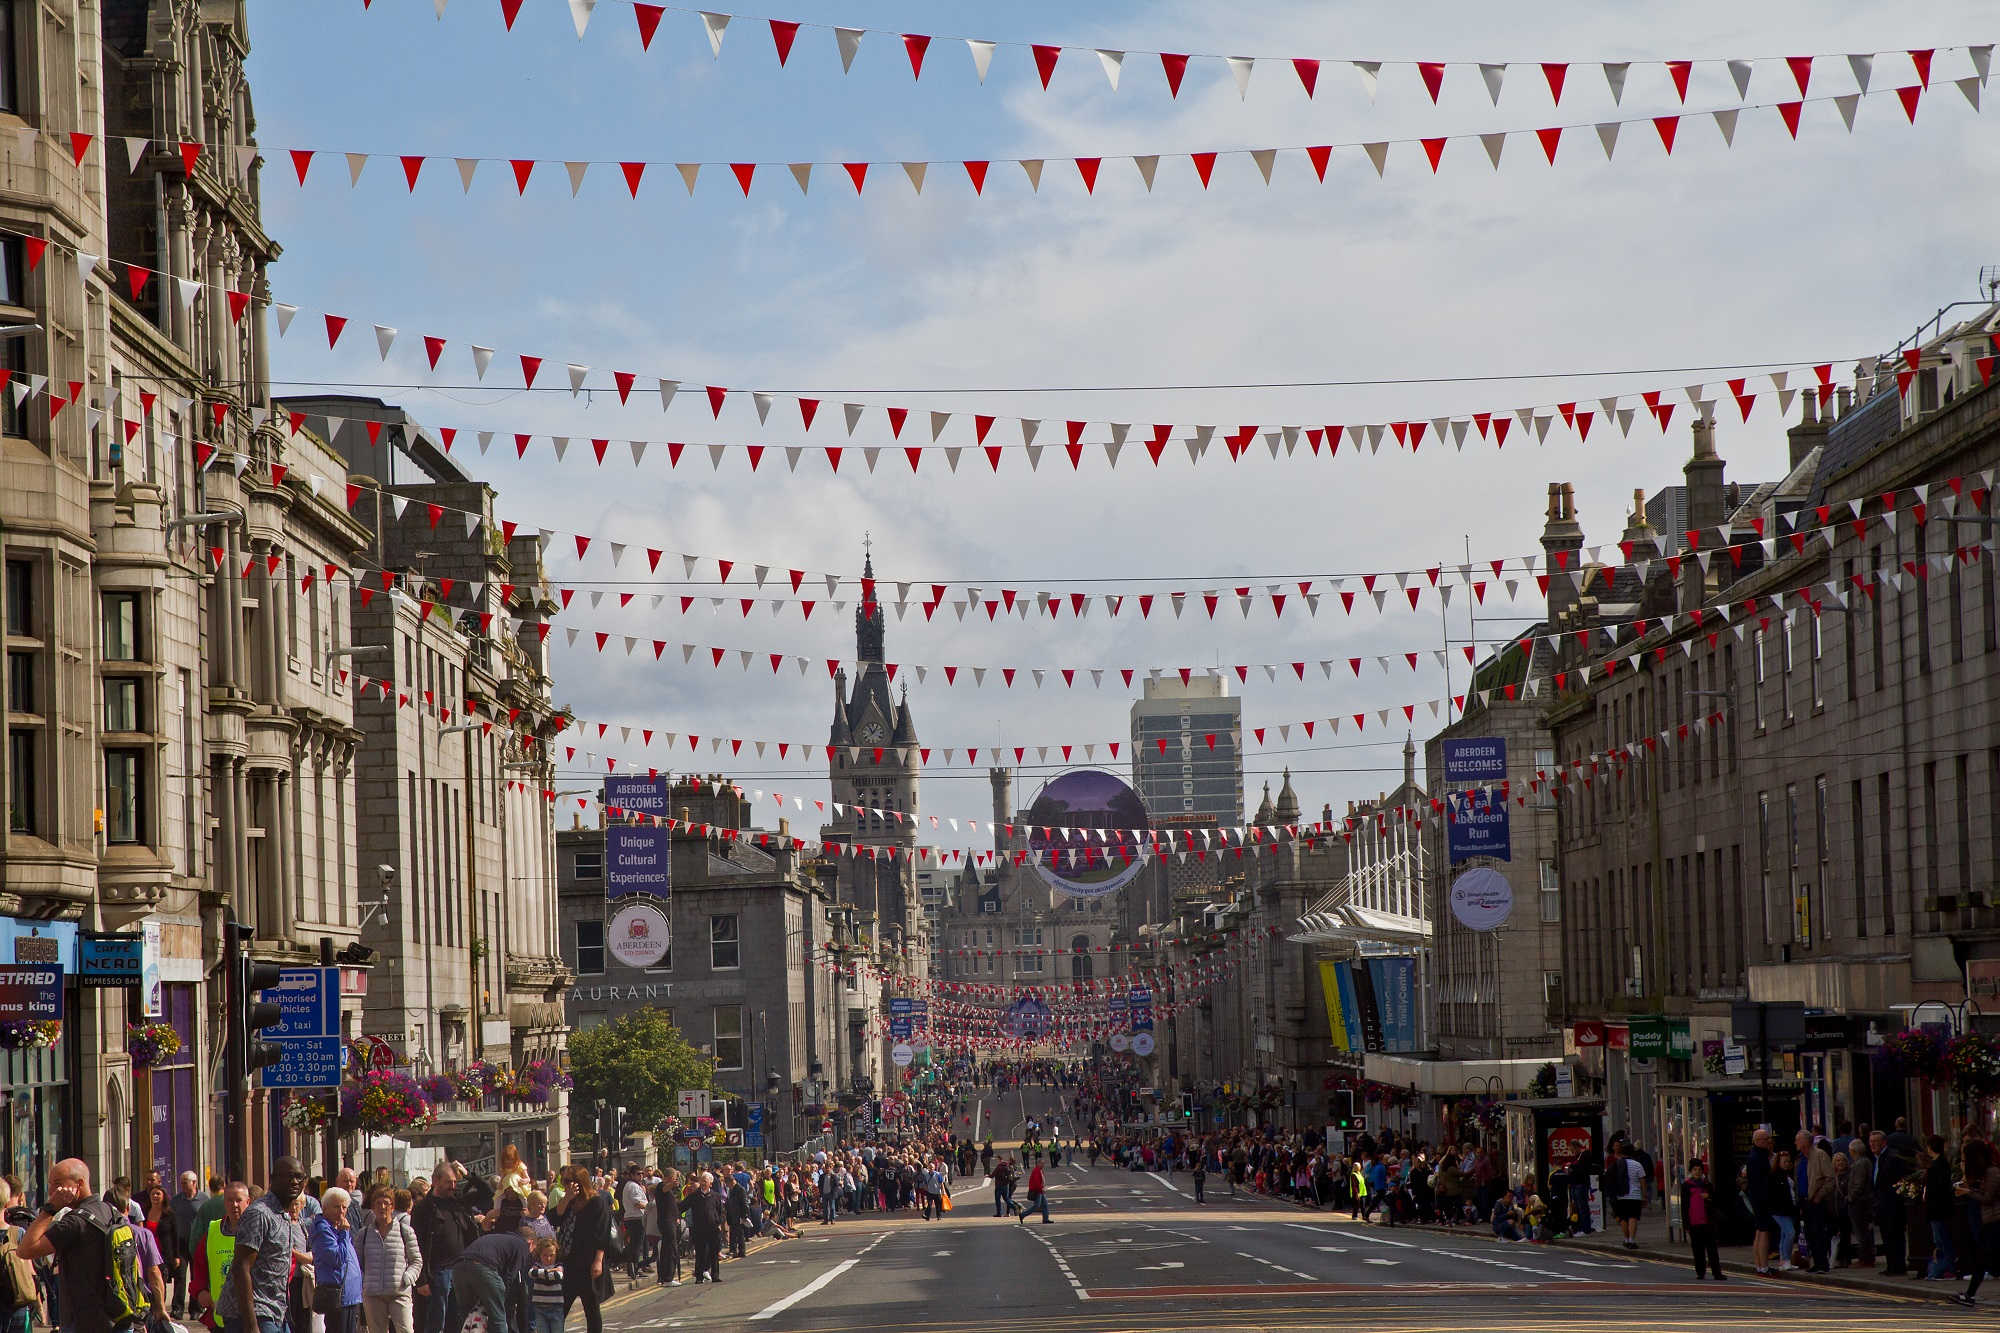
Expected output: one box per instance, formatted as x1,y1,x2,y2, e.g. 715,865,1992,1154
273,772,296,941
212,758,236,908
225,525,247,695
233,760,252,927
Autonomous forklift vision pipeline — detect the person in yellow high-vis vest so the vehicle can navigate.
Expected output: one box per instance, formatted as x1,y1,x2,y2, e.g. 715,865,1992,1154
192,1185,250,1330
1349,1161,1369,1220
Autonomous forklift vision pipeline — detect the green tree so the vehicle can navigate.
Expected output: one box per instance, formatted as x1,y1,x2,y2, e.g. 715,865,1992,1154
567,1009,716,1129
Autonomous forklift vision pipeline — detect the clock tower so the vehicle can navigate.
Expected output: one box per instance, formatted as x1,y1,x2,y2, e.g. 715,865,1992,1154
828,547,922,937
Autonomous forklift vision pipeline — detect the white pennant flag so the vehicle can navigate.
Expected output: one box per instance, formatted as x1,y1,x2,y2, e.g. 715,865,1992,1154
1134,155,1158,190
835,27,864,73
1353,61,1380,101
456,158,478,192
789,162,812,194
698,12,729,58
657,378,679,412
1095,49,1123,90
784,446,802,473
1835,93,1860,130
965,38,994,83
1728,59,1753,99
373,325,396,359
345,153,367,186
1481,133,1506,167
471,345,495,379
123,137,147,173
929,410,949,440
566,363,588,396
1021,419,1040,445
903,161,927,194
272,301,296,335
842,402,864,434
629,440,648,465
676,163,700,194
1713,107,1740,146
1479,62,1506,103
564,161,588,196
1603,61,1629,103
1020,159,1044,191
176,278,200,311
1973,45,1994,85
1363,142,1389,176
1596,121,1620,159
1847,53,1874,93
1250,148,1276,183
1226,56,1254,98
753,392,773,424
567,0,595,38
1958,76,1982,110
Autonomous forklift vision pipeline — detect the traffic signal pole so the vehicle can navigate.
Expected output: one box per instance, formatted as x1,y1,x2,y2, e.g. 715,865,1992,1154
222,914,286,1183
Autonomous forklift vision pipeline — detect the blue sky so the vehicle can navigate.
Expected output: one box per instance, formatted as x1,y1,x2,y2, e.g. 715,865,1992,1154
245,1,2000,841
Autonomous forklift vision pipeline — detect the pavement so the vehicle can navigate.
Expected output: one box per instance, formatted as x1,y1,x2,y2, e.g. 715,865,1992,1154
582,1151,1940,1332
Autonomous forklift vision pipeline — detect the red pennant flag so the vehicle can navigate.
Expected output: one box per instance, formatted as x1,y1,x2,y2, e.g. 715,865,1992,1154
769,19,800,64
423,335,446,368
1421,137,1446,171
1786,55,1813,95
1294,58,1320,97
1896,84,1921,121
1542,62,1568,103
510,159,535,193
1777,101,1803,138
289,149,314,184
1032,44,1061,88
400,155,424,190
903,33,931,79
1417,62,1446,102
1666,59,1692,102
1909,49,1934,88
499,0,524,30
515,433,532,457
706,385,728,417
887,407,908,437
964,160,989,194
126,264,150,302
1191,151,1217,187
324,314,346,347
590,438,608,463
730,162,756,194
1306,144,1332,180
632,3,665,49
68,132,92,167
612,371,636,403
619,162,646,197
519,355,542,389
24,238,45,271
1075,158,1101,193
1654,116,1680,154
1159,52,1188,97
1536,126,1562,163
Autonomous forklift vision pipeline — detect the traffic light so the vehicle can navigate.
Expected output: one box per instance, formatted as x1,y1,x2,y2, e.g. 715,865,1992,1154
222,919,284,1179
242,959,285,1078
1332,1089,1359,1131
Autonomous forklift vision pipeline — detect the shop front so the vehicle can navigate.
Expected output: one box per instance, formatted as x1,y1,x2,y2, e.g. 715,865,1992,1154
1503,1097,1604,1208
145,983,201,1183
1656,1078,1804,1246
2,919,77,1199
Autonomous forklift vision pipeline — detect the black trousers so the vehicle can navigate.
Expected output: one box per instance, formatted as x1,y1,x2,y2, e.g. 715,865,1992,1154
1879,1198,1909,1274
560,1266,603,1333
1689,1224,1721,1278
691,1232,721,1280
656,1232,681,1283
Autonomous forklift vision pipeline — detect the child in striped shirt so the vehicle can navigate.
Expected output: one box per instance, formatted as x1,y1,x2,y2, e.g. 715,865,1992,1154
528,1236,566,1333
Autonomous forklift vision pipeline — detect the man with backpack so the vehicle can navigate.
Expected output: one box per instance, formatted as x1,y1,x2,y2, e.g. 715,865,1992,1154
15,1157,153,1333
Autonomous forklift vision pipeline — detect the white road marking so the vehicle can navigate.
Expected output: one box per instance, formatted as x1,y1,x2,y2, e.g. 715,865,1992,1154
1342,1230,1419,1249
1237,1250,1318,1281
748,1259,860,1322
1136,1261,1185,1271
1146,1172,1186,1196
1315,1246,1349,1253
1363,1258,1400,1266
933,1249,952,1256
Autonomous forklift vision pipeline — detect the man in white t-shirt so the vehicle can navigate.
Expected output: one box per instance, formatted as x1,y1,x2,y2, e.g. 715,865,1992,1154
620,1170,650,1276
1607,1141,1647,1249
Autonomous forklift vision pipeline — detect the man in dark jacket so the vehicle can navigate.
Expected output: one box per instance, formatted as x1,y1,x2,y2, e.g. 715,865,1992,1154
1744,1128,1777,1275
686,1175,724,1284
411,1164,485,1333
1871,1128,1912,1275
653,1172,682,1286
724,1178,750,1259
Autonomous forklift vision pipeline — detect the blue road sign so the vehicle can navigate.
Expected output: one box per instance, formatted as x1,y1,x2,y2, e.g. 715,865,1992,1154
746,1102,765,1148
258,1035,344,1089
889,1017,914,1039
261,968,341,1039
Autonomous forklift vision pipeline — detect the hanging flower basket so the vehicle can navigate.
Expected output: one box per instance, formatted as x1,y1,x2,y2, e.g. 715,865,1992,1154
127,1021,182,1069
282,1093,337,1135
0,1020,61,1050
344,1069,434,1135
418,1074,459,1105
1943,1033,2000,1100
1875,1027,1946,1082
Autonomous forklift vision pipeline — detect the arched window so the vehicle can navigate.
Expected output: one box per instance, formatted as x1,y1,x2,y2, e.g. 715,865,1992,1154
1070,935,1093,981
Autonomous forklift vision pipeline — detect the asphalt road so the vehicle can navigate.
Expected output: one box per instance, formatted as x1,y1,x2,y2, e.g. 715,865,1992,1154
593,1151,1929,1333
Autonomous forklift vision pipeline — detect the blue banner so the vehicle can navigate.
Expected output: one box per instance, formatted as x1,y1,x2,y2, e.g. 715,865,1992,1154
1366,956,1420,1052
1332,963,1364,1052
1442,737,1508,784
604,774,672,819
1446,791,1512,862
606,825,672,899
746,1102,765,1149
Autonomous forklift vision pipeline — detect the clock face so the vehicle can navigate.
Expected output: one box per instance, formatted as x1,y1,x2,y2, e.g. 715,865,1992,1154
858,722,887,745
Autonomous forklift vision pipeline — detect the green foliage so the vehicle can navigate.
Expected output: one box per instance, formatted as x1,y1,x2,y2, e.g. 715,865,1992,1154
567,1009,716,1128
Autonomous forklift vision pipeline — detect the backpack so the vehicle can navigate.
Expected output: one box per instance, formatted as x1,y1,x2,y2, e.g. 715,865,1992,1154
83,1201,150,1328
0,1226,37,1316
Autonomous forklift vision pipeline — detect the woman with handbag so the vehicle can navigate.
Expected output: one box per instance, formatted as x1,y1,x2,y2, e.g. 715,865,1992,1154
357,1185,423,1333
552,1166,609,1333
309,1188,366,1333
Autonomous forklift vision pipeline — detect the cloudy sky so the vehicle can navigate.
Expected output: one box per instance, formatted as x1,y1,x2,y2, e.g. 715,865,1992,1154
245,1,1998,844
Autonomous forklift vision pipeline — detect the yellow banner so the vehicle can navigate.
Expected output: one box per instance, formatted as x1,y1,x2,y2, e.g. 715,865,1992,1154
1319,960,1350,1053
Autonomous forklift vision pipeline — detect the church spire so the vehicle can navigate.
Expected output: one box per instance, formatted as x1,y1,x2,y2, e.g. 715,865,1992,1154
855,538,885,664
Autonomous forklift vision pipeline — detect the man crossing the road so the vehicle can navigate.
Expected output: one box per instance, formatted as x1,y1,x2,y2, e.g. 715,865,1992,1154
1018,1160,1052,1225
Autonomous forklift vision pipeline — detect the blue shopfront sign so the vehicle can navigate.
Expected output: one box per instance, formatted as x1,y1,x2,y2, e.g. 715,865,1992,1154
1442,737,1508,784
79,934,145,989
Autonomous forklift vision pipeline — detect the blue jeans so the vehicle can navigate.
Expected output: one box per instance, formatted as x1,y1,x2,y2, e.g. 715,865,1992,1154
531,1308,565,1333
1931,1219,1959,1278
223,1317,285,1333
1021,1190,1051,1222
423,1267,456,1333
1775,1216,1797,1266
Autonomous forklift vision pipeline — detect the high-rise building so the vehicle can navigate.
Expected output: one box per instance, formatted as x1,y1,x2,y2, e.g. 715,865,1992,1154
1129,675,1244,825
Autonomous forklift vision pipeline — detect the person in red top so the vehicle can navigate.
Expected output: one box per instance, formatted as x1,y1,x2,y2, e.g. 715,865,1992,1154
1018,1160,1051,1225
1679,1159,1724,1281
